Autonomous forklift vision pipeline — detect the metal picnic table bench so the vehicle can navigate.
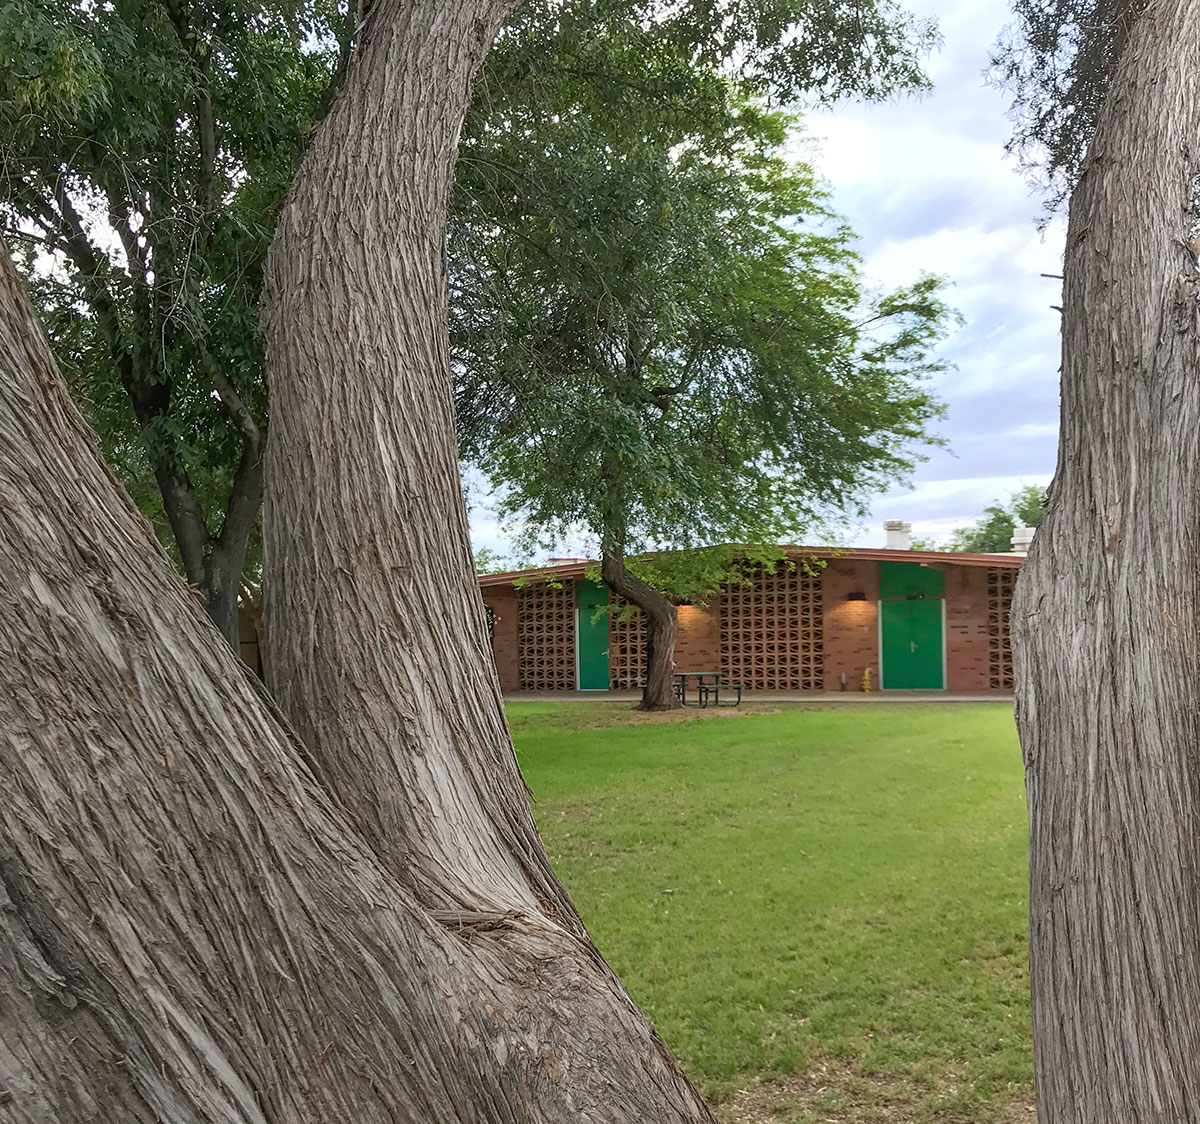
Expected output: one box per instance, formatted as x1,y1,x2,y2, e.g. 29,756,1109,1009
673,670,743,708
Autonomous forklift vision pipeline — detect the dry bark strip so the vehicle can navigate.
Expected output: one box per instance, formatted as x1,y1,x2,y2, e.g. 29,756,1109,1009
1013,0,1200,1119
0,0,713,1118
261,0,584,916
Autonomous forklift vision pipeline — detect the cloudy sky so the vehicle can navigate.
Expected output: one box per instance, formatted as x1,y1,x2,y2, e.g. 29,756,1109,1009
468,0,1064,558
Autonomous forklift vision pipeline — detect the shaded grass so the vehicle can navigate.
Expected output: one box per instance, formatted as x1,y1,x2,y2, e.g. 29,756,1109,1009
509,702,1031,1122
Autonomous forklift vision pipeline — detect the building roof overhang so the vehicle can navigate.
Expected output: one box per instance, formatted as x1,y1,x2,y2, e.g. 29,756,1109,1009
476,544,1023,589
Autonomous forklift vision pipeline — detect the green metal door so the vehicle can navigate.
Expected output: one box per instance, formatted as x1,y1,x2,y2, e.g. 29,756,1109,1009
576,581,610,690
879,561,944,689
880,600,944,688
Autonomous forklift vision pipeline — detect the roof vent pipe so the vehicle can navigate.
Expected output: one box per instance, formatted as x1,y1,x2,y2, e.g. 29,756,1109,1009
1011,525,1035,555
884,520,912,550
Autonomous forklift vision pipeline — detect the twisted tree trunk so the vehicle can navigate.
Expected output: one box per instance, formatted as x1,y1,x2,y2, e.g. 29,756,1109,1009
601,549,681,711
0,1,714,1118
262,0,566,914
1012,0,1200,1118
0,228,710,1124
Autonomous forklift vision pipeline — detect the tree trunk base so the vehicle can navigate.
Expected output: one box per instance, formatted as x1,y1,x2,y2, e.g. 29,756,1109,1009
636,698,682,713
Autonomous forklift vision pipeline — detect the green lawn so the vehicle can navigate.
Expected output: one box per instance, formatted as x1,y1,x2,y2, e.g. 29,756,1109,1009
509,702,1031,1123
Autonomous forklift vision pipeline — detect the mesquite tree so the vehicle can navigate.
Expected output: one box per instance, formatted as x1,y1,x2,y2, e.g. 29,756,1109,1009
0,0,341,644
0,1,716,1118
1011,0,1200,1118
454,91,950,710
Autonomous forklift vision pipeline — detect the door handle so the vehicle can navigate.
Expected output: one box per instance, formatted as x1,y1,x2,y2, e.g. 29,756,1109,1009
911,641,916,653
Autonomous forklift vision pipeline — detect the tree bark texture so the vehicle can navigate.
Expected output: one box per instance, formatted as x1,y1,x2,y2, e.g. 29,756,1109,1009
233,0,712,1115
0,233,715,1118
261,0,579,913
1011,0,1200,1119
600,551,681,711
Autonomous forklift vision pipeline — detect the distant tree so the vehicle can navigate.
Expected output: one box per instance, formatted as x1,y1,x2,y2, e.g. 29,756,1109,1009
474,546,511,574
454,78,953,709
944,485,1046,553
0,0,343,644
473,546,544,574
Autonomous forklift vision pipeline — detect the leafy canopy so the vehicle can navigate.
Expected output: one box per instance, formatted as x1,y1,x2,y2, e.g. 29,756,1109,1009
991,0,1145,215
0,0,342,574
453,54,955,590
2,0,939,592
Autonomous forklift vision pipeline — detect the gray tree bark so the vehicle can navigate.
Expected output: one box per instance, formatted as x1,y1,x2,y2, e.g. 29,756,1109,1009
261,0,579,913
0,1,714,1120
0,237,711,1124
1011,0,1200,1119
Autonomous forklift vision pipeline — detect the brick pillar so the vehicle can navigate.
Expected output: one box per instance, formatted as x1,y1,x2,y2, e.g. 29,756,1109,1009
821,560,879,691
944,566,991,691
674,601,722,673
482,587,520,693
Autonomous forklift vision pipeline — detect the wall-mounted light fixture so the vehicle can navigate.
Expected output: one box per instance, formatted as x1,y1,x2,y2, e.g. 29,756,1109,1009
846,591,867,601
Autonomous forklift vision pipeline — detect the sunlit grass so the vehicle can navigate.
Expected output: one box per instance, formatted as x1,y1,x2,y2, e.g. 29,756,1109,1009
509,702,1031,1122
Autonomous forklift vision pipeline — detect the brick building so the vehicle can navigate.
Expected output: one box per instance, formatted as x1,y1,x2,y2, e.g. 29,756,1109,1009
479,544,1022,694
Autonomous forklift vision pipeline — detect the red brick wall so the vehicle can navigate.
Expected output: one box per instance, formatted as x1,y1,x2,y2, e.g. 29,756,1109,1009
482,557,1012,693
821,559,879,691
482,587,520,693
237,607,262,678
675,601,722,673
944,564,991,691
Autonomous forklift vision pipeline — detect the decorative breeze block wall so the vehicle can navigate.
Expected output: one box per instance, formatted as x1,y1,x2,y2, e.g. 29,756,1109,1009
607,596,646,689
987,568,1017,690
720,565,823,690
517,582,576,690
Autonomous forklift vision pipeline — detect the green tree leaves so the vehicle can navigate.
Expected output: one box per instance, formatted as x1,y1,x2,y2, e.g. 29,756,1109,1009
3,0,941,611
942,485,1047,553
991,0,1146,215
453,24,955,596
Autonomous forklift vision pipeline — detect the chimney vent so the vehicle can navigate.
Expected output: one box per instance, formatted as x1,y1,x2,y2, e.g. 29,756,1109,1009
884,520,912,550
1011,525,1035,555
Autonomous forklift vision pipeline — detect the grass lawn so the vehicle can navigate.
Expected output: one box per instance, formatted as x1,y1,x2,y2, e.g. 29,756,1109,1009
508,702,1031,1123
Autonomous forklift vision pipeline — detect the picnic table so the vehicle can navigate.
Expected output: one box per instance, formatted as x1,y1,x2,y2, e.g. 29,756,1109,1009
673,671,743,709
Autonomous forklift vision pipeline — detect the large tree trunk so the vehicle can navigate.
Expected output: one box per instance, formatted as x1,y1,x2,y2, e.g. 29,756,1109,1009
262,0,570,913
0,242,713,1122
249,0,705,1114
600,550,681,711
1011,0,1200,1119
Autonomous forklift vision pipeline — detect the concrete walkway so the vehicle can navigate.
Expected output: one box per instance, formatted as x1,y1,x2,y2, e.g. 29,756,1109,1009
505,689,1014,704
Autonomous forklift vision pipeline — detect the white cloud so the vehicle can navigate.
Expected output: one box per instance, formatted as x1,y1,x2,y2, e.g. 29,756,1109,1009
1002,421,1059,439
469,0,1064,559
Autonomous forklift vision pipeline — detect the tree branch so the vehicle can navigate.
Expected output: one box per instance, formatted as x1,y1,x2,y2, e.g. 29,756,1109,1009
160,0,217,215
218,432,264,552
36,178,216,589
203,351,263,454
32,182,133,385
